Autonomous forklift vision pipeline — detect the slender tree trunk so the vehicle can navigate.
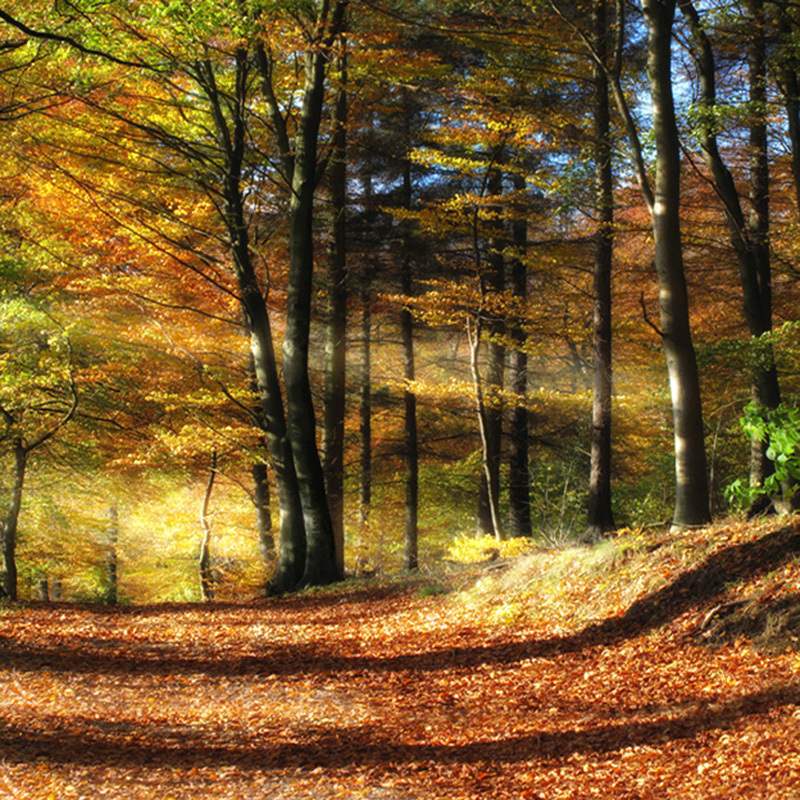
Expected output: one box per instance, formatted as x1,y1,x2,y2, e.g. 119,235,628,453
246,280,306,593
401,285,419,571
256,4,347,589
285,46,339,588
199,450,217,602
469,160,505,542
642,0,711,527
482,166,505,539
359,285,372,527
247,354,275,564
105,505,119,605
468,315,505,541
252,458,274,562
400,117,419,572
508,171,531,538
323,47,347,579
1,440,26,601
747,0,780,487
587,0,616,539
677,0,780,492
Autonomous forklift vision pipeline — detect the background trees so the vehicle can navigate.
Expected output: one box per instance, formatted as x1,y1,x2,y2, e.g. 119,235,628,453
0,0,798,600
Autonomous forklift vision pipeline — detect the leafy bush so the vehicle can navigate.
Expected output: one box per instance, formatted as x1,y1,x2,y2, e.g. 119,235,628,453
725,402,800,509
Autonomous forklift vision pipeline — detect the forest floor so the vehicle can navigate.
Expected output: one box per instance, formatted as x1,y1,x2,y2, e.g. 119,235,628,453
0,517,799,799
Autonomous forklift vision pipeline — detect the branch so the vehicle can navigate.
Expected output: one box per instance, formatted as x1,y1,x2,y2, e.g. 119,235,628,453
25,334,79,452
548,0,655,216
640,291,665,339
0,9,153,70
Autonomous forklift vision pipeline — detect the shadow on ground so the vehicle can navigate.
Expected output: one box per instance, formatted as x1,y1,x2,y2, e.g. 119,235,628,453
0,681,797,771
1,522,798,680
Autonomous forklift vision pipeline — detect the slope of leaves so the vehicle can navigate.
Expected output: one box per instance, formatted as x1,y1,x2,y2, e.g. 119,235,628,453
0,519,799,799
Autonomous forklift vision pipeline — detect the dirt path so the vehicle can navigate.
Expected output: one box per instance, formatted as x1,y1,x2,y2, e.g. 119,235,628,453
0,581,798,799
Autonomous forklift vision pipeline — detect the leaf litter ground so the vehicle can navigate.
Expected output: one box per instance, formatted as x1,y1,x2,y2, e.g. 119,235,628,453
1,519,799,799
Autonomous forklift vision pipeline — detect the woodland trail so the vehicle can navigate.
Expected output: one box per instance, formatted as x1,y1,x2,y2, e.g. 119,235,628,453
0,552,799,799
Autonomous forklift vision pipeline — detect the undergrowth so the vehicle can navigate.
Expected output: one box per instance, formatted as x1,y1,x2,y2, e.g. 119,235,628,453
447,516,800,650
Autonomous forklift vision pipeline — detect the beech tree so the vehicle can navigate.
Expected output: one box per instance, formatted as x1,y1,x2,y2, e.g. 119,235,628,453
586,0,616,539
677,0,780,497
641,0,711,527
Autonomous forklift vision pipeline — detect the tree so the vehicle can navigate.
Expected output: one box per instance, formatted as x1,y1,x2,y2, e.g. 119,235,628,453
322,42,348,580
586,0,616,539
261,2,347,587
507,169,531,538
0,269,78,599
199,450,217,601
641,0,711,527
677,0,781,497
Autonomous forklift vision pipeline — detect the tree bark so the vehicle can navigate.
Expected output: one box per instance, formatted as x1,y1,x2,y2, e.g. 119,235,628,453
587,0,616,540
198,53,306,593
399,102,419,572
1,440,26,601
677,0,780,490
746,0,780,486
252,458,274,562
400,206,419,568
642,0,711,527
359,286,372,527
508,171,531,538
468,314,505,541
199,450,217,602
323,46,348,579
285,28,343,588
481,165,505,539
105,505,119,605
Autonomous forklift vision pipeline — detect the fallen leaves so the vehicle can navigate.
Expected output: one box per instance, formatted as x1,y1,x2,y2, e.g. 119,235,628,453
0,523,799,798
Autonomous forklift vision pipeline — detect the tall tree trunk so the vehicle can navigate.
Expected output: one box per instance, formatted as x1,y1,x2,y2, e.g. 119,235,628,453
246,281,306,594
255,4,346,589
247,353,275,565
400,257,419,568
642,0,711,527
468,314,505,541
199,450,217,602
747,0,780,487
469,161,505,542
400,135,419,572
359,285,372,527
285,44,340,588
508,170,531,538
323,47,347,579
401,285,419,572
1,440,26,601
678,0,780,492
481,165,505,539
198,53,306,593
587,0,616,539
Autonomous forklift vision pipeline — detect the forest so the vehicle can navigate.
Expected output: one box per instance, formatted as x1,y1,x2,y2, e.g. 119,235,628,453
0,0,799,603
1,3,800,798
